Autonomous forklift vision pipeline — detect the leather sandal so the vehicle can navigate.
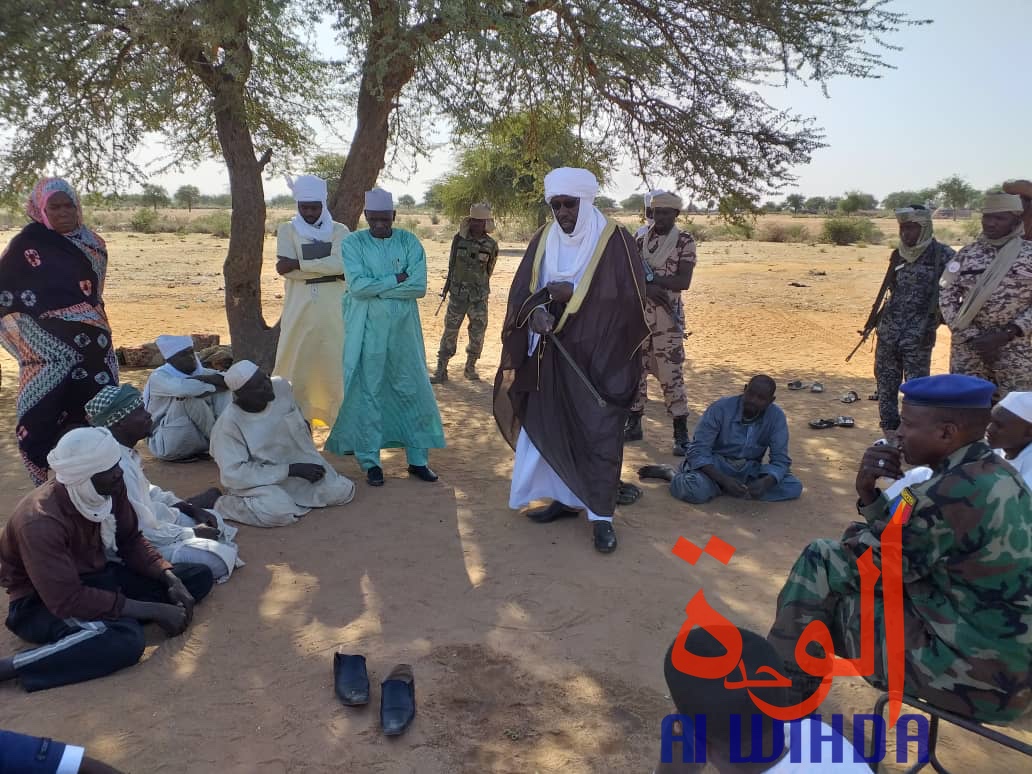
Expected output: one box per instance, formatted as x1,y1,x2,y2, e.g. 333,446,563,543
380,664,415,736
333,653,370,706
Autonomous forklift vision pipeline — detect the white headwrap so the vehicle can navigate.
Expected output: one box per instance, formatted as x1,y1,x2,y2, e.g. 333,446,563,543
541,167,608,285
287,174,334,242
156,334,194,359
644,189,666,209
999,392,1032,424
224,359,260,391
47,428,123,551
364,188,393,211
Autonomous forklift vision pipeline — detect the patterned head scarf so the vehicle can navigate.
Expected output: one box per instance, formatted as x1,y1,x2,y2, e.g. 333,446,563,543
25,177,107,273
86,384,145,429
895,206,934,263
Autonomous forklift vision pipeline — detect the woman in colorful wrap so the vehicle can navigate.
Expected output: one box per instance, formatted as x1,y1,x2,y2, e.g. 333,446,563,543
0,178,118,484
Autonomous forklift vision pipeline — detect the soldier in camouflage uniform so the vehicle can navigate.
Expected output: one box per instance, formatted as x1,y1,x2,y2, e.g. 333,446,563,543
940,192,1032,396
767,374,1032,723
625,192,697,455
874,206,953,431
430,203,499,383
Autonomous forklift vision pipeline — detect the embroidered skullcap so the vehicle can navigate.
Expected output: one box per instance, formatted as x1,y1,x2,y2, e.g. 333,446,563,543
543,168,599,203
900,374,995,409
982,192,1024,214
156,334,194,359
998,392,1032,424
651,192,684,210
86,385,144,429
364,188,393,211
47,427,122,485
224,359,260,391
289,175,327,203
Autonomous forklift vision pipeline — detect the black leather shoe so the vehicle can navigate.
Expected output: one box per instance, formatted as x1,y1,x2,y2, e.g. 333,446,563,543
526,501,581,523
367,466,385,487
592,521,618,553
333,653,370,706
380,664,415,736
407,464,439,482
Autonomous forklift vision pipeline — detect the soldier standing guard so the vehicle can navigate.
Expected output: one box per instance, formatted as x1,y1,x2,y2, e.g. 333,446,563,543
624,192,697,455
872,205,953,433
430,203,499,383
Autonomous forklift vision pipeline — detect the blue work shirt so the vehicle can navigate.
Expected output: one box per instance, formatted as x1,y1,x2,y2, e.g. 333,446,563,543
681,395,792,483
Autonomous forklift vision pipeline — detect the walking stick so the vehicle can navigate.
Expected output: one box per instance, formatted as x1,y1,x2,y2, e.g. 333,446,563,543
545,332,608,408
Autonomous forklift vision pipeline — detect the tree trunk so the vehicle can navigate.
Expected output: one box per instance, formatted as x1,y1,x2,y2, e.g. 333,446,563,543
212,83,279,370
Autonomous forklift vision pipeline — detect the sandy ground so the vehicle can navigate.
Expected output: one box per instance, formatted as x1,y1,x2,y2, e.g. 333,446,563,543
0,228,1028,773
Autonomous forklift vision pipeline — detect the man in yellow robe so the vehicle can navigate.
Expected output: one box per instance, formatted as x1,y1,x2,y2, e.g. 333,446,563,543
272,175,350,426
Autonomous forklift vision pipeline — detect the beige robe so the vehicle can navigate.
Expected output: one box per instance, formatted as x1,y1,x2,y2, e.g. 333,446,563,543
272,221,350,427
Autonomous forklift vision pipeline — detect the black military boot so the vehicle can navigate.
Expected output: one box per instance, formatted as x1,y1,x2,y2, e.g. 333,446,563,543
463,356,480,381
672,415,689,456
624,411,643,443
429,357,449,384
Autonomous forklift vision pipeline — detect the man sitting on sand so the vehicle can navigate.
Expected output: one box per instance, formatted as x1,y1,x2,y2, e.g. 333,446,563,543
86,384,242,583
0,428,213,692
144,334,231,461
639,375,802,503
210,360,356,527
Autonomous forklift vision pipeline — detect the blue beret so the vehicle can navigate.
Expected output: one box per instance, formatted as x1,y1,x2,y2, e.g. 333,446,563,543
900,374,995,409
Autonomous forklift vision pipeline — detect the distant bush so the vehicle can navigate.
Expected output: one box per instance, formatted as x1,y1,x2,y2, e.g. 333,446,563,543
960,218,981,240
429,213,440,225
821,217,882,246
757,222,811,243
399,217,420,231
416,225,437,241
188,210,231,238
130,208,158,233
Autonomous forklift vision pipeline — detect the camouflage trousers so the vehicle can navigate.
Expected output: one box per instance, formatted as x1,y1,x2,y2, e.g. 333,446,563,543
437,292,488,360
632,301,688,417
874,335,933,431
950,337,1032,396
767,528,1025,722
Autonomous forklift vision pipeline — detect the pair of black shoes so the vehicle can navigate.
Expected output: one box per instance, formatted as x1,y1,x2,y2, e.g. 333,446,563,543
525,501,618,553
366,465,439,487
333,653,415,736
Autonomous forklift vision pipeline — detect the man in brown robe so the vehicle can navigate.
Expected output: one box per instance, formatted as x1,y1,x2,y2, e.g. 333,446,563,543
493,167,649,554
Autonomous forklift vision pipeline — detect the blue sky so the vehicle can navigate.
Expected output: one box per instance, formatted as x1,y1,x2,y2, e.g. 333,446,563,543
149,0,1029,204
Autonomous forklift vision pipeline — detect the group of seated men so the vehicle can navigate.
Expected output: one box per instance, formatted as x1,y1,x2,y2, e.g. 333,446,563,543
0,342,356,692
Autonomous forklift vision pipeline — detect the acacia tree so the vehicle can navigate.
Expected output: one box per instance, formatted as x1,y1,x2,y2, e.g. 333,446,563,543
328,0,920,227
0,0,336,367
175,184,202,212
142,184,170,211
937,175,977,219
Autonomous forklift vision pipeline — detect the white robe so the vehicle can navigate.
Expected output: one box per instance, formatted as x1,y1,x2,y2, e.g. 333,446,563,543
211,377,356,527
145,363,231,460
120,448,241,582
1002,443,1032,488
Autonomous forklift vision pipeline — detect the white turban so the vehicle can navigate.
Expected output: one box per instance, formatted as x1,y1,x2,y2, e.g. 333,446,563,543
364,187,393,211
156,334,194,359
47,427,123,550
652,192,684,210
543,168,599,203
287,174,334,242
983,192,1024,214
999,391,1032,424
224,359,260,391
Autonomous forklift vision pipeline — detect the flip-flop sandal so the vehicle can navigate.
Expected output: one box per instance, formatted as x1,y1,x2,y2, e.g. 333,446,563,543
787,380,808,390
841,390,859,403
616,481,643,505
835,416,855,428
809,418,836,429
810,382,825,393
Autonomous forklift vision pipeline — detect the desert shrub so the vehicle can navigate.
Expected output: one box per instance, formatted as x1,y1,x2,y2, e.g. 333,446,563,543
821,217,882,246
960,217,981,240
416,225,437,240
757,222,811,243
430,213,440,225
130,208,158,233
400,217,420,231
681,219,710,242
188,210,231,238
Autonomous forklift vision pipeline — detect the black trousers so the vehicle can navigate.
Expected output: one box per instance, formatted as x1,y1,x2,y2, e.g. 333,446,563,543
5,562,213,692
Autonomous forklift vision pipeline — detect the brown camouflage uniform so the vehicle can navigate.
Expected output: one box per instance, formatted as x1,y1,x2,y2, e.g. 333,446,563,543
767,441,1032,723
939,237,1032,394
632,229,696,417
436,231,498,361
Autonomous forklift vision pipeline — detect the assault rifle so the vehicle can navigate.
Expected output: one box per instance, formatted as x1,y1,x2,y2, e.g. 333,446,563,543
435,234,461,316
846,255,900,362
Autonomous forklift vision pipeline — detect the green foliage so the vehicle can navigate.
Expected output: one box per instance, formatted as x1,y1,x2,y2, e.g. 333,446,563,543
269,194,295,208
174,185,201,211
621,194,646,212
595,196,617,210
784,194,805,212
821,217,882,245
838,190,878,214
434,107,612,226
129,208,159,233
882,190,927,210
423,184,444,210
762,200,780,213
960,217,982,239
397,194,416,208
308,153,348,201
142,184,170,211
937,175,978,211
757,222,811,243
803,196,828,212
189,210,232,238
